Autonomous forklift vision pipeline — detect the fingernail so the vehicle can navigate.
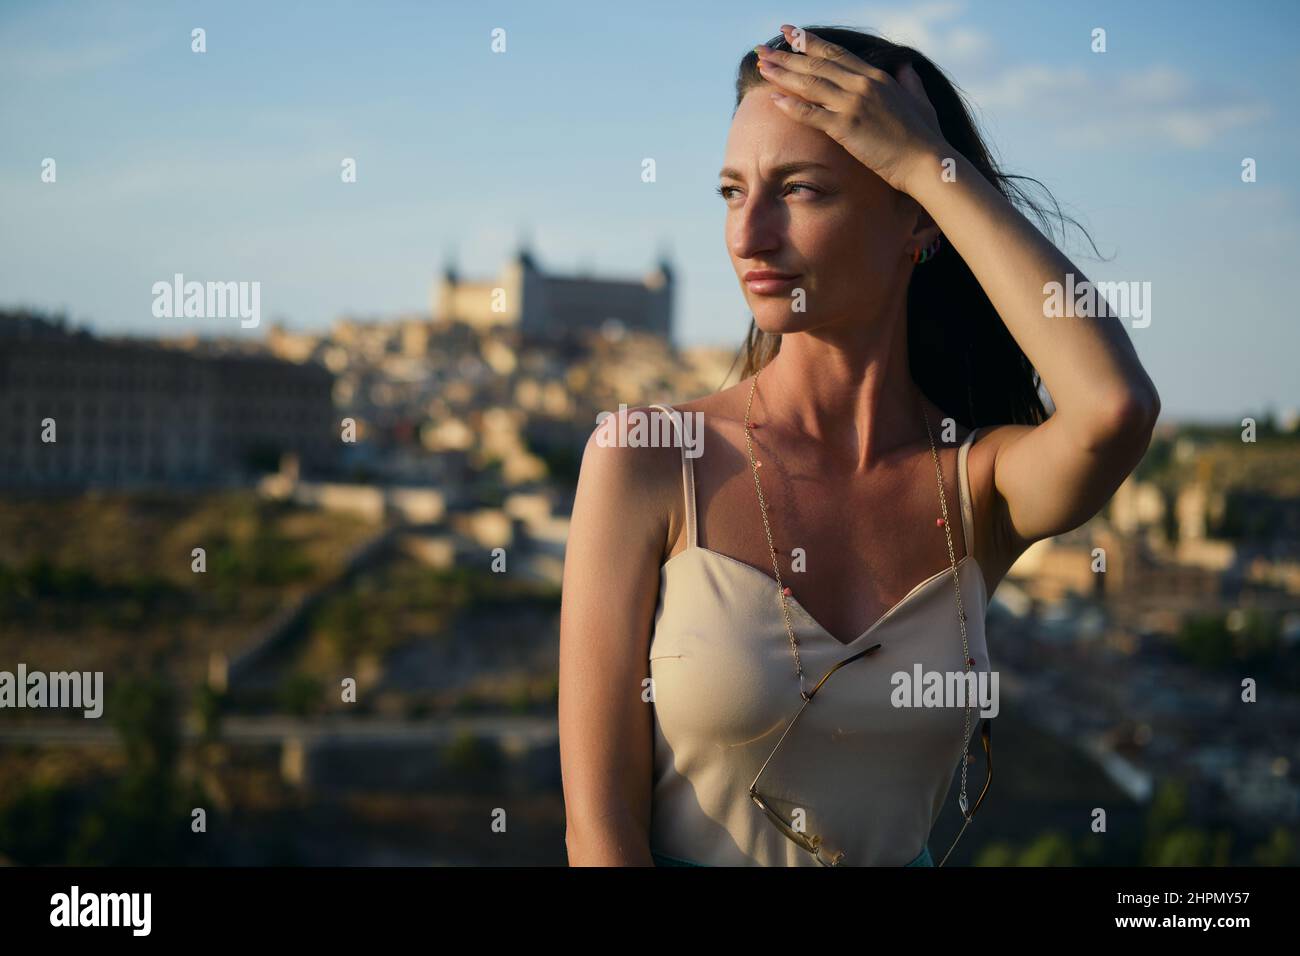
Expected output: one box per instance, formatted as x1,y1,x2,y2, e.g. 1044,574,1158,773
769,92,788,104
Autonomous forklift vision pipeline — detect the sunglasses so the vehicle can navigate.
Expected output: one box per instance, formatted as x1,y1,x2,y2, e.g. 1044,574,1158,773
748,642,993,867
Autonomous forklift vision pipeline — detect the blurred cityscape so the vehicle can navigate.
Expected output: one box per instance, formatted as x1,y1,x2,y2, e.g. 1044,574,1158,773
1,246,1297,865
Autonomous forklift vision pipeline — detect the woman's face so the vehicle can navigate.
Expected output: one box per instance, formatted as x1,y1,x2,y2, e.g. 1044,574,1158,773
719,85,916,337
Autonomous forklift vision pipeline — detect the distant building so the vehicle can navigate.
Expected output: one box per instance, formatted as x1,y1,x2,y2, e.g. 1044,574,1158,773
0,312,337,488
1009,521,1236,613
1109,474,1167,536
431,243,674,346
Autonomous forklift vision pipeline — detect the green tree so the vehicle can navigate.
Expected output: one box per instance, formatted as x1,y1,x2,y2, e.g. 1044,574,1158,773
1017,831,1075,866
1142,779,1228,866
1176,614,1233,670
973,841,1018,866
0,779,82,863
68,676,203,864
1252,826,1298,866
278,672,326,717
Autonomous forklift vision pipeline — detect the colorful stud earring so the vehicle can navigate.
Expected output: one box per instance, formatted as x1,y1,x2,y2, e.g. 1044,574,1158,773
912,236,943,264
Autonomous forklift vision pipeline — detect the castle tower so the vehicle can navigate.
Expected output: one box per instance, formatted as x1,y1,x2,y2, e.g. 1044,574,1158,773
431,249,459,321
644,244,675,344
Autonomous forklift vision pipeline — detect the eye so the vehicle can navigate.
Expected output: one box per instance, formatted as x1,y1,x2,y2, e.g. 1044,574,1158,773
715,182,820,201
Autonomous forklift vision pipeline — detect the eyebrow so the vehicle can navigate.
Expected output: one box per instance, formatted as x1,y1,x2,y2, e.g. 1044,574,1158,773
718,161,831,181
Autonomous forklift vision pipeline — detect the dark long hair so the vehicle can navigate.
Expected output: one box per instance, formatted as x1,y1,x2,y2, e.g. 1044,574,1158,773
727,26,1101,428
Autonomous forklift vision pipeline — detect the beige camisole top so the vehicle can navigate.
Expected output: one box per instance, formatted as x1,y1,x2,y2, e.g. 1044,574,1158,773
646,406,990,866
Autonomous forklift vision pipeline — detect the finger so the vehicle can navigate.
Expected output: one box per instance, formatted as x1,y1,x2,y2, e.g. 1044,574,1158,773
894,61,930,105
756,56,853,111
893,61,942,133
894,61,922,93
893,62,928,111
756,44,869,102
767,90,836,133
779,24,891,82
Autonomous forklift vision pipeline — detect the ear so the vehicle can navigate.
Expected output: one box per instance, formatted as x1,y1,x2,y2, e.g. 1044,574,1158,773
905,199,941,252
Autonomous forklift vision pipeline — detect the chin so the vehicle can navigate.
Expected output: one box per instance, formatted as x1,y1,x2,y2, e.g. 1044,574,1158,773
752,317,813,336
749,304,812,334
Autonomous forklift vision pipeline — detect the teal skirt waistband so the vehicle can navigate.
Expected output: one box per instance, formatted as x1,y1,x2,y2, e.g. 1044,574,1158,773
905,843,934,867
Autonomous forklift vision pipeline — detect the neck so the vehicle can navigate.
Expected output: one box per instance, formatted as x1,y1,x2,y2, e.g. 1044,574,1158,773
755,311,928,472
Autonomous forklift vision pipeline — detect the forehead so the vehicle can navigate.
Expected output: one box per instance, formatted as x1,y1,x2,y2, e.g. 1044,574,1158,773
721,87,852,177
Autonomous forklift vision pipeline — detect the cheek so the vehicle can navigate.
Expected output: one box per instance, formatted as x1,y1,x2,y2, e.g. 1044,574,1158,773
799,210,897,276
790,213,873,277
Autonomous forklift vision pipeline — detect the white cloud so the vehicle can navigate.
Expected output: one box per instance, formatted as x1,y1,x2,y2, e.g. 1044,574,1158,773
967,62,1271,149
855,0,992,65
1118,65,1194,104
1154,104,1272,148
966,65,1092,110
823,1,1273,150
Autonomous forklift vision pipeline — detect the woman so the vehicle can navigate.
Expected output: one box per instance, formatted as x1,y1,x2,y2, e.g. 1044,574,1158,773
559,24,1159,866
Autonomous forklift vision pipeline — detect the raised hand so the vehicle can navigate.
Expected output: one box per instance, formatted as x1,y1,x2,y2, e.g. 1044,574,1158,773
755,25,948,196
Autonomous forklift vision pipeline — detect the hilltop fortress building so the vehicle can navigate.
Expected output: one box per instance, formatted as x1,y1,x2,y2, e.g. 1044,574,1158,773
432,244,675,345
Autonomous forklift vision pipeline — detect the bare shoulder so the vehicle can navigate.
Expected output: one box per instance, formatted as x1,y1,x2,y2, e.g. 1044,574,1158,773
575,403,695,564
579,403,688,496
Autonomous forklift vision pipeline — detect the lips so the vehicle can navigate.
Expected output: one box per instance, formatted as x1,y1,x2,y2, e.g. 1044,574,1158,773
743,270,799,281
744,271,802,295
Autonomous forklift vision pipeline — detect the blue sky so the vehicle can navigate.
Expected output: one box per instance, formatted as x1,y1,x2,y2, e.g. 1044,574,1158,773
2,0,1297,422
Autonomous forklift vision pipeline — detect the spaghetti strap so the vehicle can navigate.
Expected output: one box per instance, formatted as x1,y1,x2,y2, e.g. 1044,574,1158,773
649,404,697,549
957,427,979,560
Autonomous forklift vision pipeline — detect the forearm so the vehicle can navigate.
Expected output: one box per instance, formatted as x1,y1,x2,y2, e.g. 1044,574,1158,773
904,149,1160,430
565,805,655,866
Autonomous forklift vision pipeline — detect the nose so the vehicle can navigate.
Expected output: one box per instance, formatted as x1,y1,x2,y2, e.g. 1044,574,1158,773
727,189,786,263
